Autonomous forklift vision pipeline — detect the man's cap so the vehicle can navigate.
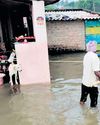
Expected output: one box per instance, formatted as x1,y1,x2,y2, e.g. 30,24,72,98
86,41,97,52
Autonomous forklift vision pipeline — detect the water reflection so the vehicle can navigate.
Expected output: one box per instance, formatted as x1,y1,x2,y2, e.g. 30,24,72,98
0,52,100,125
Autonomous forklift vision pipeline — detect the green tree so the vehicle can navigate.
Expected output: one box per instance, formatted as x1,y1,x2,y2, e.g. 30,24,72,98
45,0,100,13
78,0,100,12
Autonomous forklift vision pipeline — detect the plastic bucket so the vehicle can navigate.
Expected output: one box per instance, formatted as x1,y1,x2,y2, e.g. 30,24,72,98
0,73,5,85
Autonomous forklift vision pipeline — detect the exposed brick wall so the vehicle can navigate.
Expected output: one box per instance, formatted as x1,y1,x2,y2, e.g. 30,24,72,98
46,20,85,50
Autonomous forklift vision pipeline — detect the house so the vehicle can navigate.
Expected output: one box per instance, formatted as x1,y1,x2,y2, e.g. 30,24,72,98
0,0,60,52
0,0,55,85
45,9,100,52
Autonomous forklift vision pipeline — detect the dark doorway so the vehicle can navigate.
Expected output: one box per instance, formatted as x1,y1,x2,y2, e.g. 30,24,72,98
11,4,33,37
1,14,12,51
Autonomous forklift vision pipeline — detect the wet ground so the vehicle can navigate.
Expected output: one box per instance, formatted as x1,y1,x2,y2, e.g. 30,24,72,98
0,52,100,125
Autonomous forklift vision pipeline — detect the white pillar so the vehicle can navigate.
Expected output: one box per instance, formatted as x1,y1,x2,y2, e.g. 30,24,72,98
15,1,50,85
32,1,47,43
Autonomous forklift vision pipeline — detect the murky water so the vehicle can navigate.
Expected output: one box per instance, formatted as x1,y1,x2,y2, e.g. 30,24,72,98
1,52,100,125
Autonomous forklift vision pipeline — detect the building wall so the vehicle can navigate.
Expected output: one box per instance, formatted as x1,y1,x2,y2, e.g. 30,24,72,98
85,20,100,44
46,20,85,50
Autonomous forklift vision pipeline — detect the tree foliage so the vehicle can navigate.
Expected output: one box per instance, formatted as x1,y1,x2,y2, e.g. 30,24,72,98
78,0,100,12
45,0,100,13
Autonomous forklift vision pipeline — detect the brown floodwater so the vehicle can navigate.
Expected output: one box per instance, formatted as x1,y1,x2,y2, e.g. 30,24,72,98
0,52,100,125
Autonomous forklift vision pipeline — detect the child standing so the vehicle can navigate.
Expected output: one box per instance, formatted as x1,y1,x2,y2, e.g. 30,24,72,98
8,50,21,93
9,60,21,93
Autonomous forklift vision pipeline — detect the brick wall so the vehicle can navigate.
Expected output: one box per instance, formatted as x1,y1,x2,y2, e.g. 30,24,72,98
46,20,85,50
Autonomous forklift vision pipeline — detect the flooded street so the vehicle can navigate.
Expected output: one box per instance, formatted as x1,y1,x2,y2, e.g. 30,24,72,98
0,52,100,125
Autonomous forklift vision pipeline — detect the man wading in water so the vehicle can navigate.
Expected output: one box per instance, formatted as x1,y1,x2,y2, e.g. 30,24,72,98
80,41,100,108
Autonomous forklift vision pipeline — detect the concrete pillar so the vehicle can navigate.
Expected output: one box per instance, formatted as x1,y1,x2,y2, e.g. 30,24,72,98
15,1,50,85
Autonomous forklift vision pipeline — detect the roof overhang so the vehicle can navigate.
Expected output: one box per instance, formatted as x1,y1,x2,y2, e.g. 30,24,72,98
0,0,60,7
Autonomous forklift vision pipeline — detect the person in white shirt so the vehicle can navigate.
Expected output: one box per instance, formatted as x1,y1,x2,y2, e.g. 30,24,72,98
80,41,100,107
8,49,15,63
8,50,21,93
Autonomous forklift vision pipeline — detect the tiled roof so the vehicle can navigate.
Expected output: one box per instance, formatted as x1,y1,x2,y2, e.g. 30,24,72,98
45,9,100,21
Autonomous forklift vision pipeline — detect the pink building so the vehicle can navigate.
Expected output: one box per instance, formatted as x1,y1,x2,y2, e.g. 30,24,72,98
0,0,57,85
